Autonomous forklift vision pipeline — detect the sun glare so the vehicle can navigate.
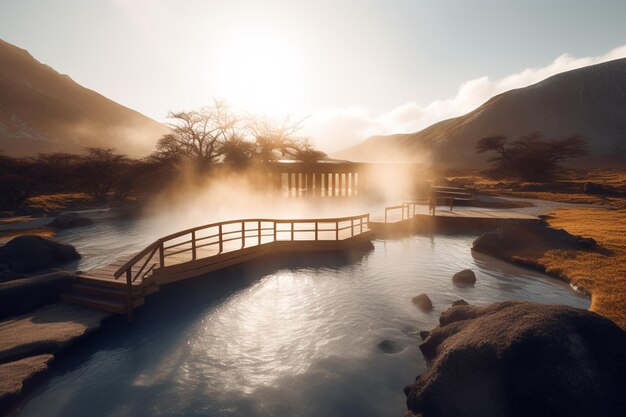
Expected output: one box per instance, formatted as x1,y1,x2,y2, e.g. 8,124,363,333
214,30,305,116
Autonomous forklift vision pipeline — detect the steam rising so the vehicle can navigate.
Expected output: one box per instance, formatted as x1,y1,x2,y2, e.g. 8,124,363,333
142,163,429,234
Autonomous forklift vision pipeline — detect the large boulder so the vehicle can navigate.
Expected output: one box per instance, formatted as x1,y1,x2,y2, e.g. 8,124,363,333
473,222,595,261
49,213,94,229
0,235,80,273
403,301,626,417
0,271,76,318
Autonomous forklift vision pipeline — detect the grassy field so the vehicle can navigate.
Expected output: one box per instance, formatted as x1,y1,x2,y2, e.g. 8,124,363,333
458,170,626,329
541,205,626,329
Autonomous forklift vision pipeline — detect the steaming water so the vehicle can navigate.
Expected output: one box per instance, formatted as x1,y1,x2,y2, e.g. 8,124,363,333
13,212,588,417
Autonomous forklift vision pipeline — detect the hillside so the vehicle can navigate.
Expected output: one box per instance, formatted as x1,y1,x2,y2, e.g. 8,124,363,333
0,39,168,157
335,58,626,169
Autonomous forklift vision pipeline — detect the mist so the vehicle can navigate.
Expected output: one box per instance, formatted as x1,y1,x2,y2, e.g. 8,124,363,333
140,162,431,236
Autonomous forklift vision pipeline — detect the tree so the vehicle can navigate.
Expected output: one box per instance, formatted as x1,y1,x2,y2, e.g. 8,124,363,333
292,138,327,162
476,133,588,181
32,152,82,192
154,100,241,170
220,136,257,168
78,148,128,201
247,115,305,162
0,152,34,211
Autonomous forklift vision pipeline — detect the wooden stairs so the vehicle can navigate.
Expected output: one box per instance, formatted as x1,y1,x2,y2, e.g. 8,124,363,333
61,275,158,314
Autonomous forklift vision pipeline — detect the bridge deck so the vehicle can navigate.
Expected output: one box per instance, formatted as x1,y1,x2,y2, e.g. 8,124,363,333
67,196,537,319
372,204,538,224
80,217,372,289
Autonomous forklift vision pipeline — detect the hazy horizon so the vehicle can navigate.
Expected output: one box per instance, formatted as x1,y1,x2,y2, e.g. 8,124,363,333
2,0,626,152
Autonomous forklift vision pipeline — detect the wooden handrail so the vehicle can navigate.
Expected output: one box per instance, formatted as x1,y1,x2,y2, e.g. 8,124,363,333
114,213,370,280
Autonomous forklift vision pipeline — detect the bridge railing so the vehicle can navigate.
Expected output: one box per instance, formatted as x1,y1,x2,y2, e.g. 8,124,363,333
383,187,476,222
384,201,425,222
113,214,370,320
114,213,371,285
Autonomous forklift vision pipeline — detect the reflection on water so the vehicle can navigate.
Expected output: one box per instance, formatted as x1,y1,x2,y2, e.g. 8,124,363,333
14,227,588,417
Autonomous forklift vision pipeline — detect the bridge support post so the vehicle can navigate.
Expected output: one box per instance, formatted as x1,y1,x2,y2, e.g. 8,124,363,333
126,269,133,324
191,231,196,260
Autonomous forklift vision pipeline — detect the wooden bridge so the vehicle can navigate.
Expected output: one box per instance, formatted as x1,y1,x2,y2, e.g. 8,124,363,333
62,214,372,321
369,199,539,235
61,186,539,320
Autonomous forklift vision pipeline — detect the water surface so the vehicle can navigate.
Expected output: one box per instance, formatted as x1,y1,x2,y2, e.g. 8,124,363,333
14,229,588,417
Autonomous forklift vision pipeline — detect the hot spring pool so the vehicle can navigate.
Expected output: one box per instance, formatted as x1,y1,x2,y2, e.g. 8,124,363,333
13,229,588,417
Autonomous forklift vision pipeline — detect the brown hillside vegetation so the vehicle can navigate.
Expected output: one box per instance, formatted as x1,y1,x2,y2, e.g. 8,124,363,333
0,39,169,156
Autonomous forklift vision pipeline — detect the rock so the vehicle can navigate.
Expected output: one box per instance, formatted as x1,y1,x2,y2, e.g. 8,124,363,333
452,269,476,285
419,331,430,341
378,339,403,354
412,293,433,312
404,301,626,417
0,303,111,364
0,271,76,319
0,354,53,407
49,213,94,229
473,222,596,260
582,181,605,195
451,299,469,306
0,235,80,273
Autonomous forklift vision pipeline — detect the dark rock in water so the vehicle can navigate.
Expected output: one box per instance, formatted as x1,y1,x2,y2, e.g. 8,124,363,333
451,299,469,306
412,293,433,312
404,301,626,417
49,213,94,229
473,222,596,261
419,331,430,341
583,181,605,195
378,339,403,354
452,269,476,286
0,271,76,319
0,235,80,273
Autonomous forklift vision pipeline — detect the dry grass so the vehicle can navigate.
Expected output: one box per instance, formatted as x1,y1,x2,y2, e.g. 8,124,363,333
26,193,94,213
451,169,626,205
540,205,626,329
459,170,626,329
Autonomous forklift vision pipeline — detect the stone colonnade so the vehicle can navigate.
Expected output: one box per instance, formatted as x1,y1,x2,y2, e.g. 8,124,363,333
267,162,369,198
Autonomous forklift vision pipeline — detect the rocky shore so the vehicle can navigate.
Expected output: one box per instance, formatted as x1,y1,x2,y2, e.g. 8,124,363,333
404,301,626,417
0,303,111,411
0,234,113,412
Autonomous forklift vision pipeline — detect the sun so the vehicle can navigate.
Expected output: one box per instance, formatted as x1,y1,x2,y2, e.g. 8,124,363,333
214,29,306,116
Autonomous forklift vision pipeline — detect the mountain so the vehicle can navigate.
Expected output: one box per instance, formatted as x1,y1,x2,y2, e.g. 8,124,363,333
0,39,168,157
334,58,626,169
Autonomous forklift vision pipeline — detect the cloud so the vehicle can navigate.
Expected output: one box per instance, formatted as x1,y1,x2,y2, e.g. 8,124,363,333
305,45,626,153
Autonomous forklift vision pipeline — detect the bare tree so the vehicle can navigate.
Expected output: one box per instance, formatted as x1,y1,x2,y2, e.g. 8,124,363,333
247,115,305,162
220,136,257,168
292,138,327,162
78,148,129,201
476,133,588,181
154,99,241,169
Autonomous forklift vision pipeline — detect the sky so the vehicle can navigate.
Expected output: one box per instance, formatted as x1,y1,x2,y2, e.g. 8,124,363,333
1,0,626,152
